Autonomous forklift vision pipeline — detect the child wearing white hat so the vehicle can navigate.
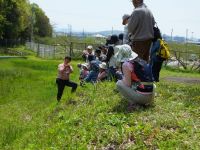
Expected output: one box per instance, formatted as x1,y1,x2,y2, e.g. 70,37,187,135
79,63,89,81
97,62,108,81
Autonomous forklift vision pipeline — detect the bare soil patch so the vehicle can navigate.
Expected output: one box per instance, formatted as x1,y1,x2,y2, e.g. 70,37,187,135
164,77,200,84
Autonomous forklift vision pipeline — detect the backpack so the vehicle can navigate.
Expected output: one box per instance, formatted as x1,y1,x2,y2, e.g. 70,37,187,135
130,58,154,92
153,26,162,41
130,58,153,82
157,39,170,60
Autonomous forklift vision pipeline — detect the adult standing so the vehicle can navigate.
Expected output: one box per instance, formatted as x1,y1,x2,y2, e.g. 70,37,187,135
122,14,130,44
128,0,155,62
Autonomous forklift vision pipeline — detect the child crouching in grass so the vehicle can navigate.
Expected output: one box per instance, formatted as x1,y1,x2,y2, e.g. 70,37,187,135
97,62,108,81
56,56,78,102
78,63,89,86
79,63,89,80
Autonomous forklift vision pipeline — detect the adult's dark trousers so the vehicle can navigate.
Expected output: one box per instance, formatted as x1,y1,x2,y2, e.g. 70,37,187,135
151,57,163,82
56,78,78,100
131,39,152,62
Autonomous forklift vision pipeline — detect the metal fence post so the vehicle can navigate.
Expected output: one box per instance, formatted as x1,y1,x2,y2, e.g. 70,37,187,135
178,51,180,68
70,42,73,57
5,39,7,49
186,43,188,68
37,43,40,57
53,45,56,59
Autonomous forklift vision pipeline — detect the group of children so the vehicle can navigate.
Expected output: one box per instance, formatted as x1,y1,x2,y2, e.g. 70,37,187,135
56,33,164,107
79,45,108,84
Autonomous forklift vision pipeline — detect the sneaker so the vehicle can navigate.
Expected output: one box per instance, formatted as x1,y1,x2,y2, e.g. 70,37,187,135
57,97,61,102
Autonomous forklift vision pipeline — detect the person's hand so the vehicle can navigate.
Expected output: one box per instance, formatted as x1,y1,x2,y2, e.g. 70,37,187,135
64,64,70,69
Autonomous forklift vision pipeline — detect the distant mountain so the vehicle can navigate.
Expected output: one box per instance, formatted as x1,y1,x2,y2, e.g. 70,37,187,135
95,30,123,36
54,28,123,37
54,28,200,43
163,34,186,43
163,34,200,43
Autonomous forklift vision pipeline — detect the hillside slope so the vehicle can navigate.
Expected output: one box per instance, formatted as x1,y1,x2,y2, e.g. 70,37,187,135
0,58,200,149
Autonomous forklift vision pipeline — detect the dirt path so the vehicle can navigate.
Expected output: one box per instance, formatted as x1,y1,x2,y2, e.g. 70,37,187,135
164,77,200,84
0,56,27,59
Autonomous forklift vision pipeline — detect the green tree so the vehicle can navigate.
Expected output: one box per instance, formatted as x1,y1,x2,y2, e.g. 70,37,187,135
0,0,8,39
0,0,52,41
0,0,31,39
31,3,52,37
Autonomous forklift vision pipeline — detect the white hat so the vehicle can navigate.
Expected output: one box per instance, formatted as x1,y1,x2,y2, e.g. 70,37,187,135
114,44,138,62
82,63,89,69
99,62,107,70
128,51,138,61
87,45,93,49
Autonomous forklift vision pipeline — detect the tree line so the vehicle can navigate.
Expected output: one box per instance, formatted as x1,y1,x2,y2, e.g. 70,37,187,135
0,0,52,41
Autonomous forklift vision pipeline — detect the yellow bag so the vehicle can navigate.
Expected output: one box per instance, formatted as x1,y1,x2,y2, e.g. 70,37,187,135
157,39,170,60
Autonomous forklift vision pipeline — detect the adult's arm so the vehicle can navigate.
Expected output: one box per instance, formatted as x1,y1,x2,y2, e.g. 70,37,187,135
122,62,132,87
127,11,139,35
58,64,65,72
69,65,73,73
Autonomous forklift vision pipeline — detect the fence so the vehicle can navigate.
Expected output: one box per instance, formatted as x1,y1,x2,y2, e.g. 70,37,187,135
166,50,200,70
25,41,100,59
167,43,200,70
25,41,200,70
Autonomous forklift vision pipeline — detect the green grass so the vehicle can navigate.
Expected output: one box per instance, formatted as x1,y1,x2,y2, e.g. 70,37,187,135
0,46,36,56
0,58,200,149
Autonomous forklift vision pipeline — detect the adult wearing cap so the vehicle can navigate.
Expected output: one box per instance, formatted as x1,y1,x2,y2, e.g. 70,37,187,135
128,0,155,62
122,14,130,44
116,50,156,106
87,45,93,53
82,45,95,62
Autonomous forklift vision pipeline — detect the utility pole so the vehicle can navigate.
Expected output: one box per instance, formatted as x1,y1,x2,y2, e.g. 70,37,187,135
111,26,113,35
64,29,66,37
82,28,85,38
68,24,73,56
171,28,173,42
191,32,194,41
185,29,189,67
185,29,188,43
68,24,72,37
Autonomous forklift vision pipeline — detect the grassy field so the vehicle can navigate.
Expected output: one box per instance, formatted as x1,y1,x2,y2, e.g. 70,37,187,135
0,46,36,57
169,42,200,53
0,57,200,149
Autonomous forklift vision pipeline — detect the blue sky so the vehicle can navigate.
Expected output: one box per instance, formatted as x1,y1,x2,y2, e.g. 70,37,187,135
29,0,200,38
